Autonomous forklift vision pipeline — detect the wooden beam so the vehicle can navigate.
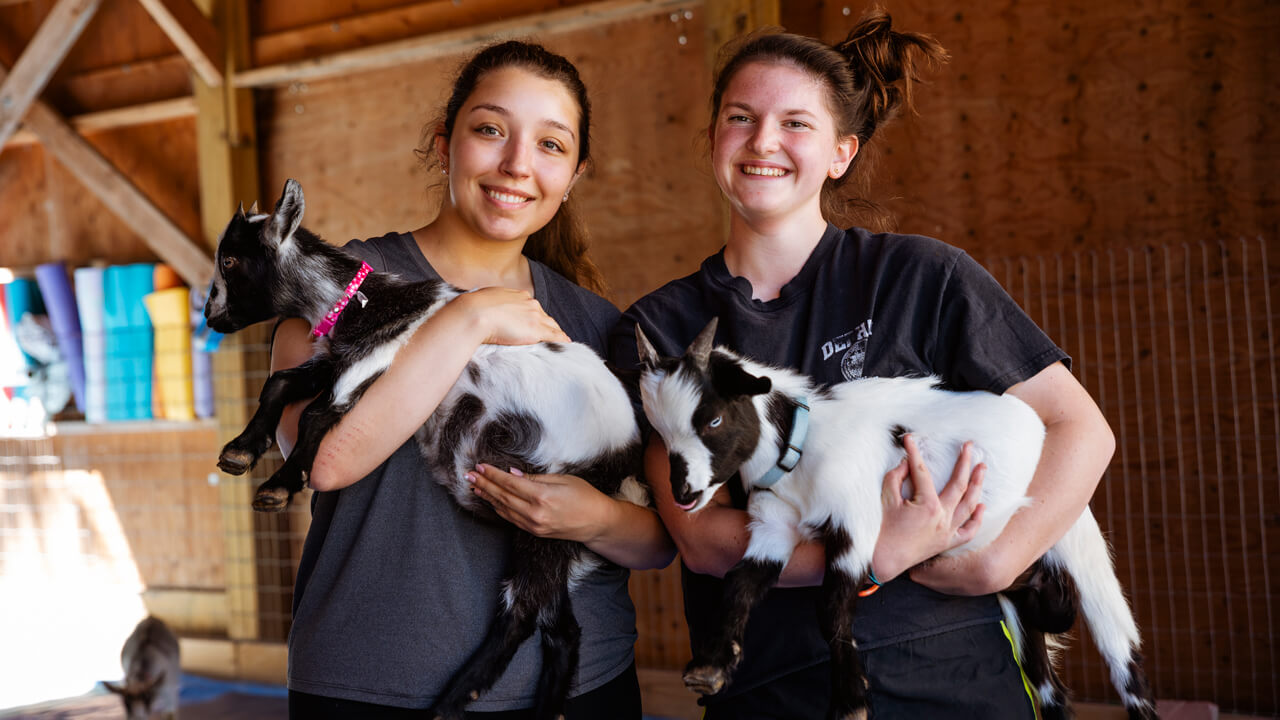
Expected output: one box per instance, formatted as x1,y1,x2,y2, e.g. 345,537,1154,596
193,0,264,644
0,0,104,147
136,0,225,87
234,0,696,88
5,96,196,147
0,65,212,288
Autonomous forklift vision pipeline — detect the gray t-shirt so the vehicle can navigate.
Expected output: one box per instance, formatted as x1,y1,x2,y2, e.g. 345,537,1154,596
287,232,636,710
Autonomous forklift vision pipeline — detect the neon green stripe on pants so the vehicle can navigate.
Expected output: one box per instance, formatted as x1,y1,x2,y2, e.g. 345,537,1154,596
1002,619,1041,720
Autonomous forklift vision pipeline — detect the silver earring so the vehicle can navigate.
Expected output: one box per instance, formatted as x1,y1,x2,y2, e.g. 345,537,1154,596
562,192,569,202
442,166,448,176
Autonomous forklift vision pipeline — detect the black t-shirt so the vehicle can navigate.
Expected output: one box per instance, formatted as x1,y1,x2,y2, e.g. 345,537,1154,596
609,223,1067,699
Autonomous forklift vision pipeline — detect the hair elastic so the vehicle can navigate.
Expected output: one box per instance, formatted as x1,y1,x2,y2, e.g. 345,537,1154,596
858,567,882,597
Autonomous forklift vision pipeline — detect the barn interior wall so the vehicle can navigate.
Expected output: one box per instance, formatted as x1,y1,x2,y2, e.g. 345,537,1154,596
0,0,1276,714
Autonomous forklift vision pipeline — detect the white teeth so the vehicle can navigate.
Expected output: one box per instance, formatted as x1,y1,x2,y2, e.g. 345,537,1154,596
742,166,786,176
486,189,531,204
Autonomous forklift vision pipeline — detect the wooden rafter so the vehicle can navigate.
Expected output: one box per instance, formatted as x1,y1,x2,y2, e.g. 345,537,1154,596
136,0,224,87
6,96,197,147
0,64,211,288
0,0,104,148
234,0,696,88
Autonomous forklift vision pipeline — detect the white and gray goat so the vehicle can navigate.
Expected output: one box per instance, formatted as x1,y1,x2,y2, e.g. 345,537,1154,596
635,318,1157,720
204,179,645,720
102,616,180,720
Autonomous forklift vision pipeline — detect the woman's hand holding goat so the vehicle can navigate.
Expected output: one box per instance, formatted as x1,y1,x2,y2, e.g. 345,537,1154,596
468,464,675,570
873,435,987,584
454,287,571,345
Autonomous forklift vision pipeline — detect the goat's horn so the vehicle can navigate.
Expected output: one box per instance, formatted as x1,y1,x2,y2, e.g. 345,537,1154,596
635,324,659,368
235,202,245,218
687,317,719,366
248,201,260,215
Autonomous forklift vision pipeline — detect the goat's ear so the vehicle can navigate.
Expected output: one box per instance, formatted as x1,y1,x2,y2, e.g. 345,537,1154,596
686,317,719,367
710,359,772,399
634,324,660,369
265,178,305,245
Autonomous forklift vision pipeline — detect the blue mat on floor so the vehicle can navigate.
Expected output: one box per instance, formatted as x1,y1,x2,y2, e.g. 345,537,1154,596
178,674,289,704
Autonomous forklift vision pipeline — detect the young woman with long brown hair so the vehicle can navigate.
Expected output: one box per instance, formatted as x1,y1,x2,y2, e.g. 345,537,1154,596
274,41,674,719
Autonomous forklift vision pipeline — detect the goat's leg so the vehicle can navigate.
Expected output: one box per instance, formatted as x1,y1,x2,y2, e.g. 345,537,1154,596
431,532,576,720
251,394,340,511
531,541,583,720
1046,510,1158,720
219,357,334,476
684,492,801,697
1002,560,1080,720
819,526,872,720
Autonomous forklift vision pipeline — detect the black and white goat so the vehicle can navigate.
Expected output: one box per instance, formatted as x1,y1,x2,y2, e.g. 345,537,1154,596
635,318,1157,720
204,179,645,720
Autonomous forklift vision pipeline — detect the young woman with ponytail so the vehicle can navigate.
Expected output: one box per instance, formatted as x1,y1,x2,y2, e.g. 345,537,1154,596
273,41,674,718
612,11,1114,719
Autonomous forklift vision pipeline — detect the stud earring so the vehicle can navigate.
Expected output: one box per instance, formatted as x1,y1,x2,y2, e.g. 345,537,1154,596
562,191,570,202
442,166,448,176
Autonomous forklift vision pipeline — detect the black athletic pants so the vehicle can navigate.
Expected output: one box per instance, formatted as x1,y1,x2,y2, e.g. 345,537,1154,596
701,622,1037,720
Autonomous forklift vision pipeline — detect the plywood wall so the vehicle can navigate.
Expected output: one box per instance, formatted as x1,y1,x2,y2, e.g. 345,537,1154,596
254,6,722,307
799,0,1278,258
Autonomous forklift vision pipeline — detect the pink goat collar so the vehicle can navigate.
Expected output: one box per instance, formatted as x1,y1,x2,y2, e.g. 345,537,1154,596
312,261,372,337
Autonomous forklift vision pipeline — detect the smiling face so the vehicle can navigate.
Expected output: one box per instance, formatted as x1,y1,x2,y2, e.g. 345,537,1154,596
437,66,585,245
711,61,857,228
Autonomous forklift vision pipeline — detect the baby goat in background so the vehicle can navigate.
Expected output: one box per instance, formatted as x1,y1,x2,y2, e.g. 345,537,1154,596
635,318,1157,720
102,616,180,720
203,179,645,720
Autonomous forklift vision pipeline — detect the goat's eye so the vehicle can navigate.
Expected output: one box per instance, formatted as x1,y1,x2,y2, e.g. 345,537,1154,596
221,255,237,270
708,416,723,429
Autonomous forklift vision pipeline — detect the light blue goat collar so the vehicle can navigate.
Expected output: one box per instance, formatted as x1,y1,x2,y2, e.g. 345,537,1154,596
756,396,809,489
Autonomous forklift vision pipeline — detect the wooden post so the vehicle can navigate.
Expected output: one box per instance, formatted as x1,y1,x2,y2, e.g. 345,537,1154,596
192,0,267,644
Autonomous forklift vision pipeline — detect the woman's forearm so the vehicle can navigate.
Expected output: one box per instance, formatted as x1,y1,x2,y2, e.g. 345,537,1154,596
583,497,677,570
644,436,827,585
911,363,1115,595
308,298,490,490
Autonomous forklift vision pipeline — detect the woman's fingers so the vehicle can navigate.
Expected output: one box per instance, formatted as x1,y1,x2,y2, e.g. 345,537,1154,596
468,465,532,513
902,434,937,504
937,441,974,508
882,456,909,504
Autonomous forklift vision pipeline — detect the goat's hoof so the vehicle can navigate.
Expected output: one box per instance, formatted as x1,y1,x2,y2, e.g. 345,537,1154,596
683,665,729,696
217,447,257,476
251,487,290,512
1126,703,1159,720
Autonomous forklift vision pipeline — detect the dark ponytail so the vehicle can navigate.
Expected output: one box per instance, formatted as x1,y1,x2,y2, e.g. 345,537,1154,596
710,10,947,227
416,40,608,295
